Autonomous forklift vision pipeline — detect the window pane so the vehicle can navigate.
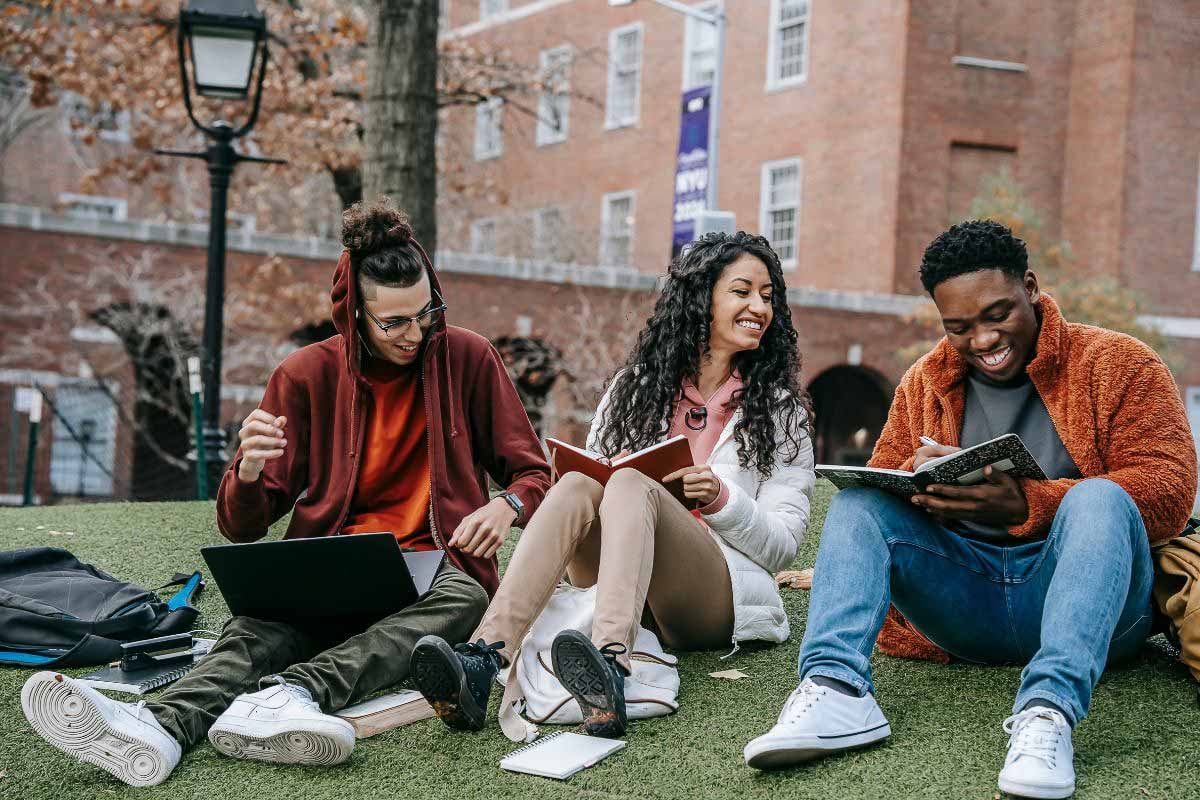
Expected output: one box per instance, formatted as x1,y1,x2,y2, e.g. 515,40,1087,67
780,0,808,22
777,22,807,80
616,30,641,66
770,209,796,261
769,164,800,207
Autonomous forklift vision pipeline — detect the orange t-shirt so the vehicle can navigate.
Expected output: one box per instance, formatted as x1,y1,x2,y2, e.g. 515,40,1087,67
341,360,435,550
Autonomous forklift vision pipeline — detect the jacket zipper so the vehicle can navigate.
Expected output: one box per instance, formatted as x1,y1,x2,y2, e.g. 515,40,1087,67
422,345,445,552
334,383,368,532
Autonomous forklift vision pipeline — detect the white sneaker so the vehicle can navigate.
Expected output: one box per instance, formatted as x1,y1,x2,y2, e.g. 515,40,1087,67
20,671,181,787
998,708,1076,799
207,678,355,766
744,677,891,769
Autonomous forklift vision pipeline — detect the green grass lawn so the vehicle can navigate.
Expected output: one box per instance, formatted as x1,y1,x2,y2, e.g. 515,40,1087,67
0,485,1196,800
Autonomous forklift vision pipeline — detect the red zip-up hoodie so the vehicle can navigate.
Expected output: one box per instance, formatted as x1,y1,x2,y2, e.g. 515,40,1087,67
215,248,552,595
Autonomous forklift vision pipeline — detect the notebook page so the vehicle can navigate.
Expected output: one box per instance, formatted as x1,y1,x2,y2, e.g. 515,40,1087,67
500,732,625,780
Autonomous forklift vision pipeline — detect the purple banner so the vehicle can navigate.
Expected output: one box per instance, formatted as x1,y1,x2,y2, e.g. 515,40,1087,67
671,85,711,257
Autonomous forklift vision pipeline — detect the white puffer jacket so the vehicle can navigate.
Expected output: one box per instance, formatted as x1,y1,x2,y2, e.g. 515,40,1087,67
587,378,816,649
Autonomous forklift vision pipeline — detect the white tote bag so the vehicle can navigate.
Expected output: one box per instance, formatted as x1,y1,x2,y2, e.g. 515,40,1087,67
497,583,680,742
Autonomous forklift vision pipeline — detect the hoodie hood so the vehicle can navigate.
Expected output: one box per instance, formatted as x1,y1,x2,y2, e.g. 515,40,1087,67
330,240,448,384
329,240,459,446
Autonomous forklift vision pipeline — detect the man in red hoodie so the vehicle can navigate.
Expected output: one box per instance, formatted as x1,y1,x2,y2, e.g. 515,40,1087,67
20,199,551,787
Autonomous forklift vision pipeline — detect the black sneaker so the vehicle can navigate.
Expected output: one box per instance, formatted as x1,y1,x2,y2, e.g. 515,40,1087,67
410,635,504,731
551,629,628,738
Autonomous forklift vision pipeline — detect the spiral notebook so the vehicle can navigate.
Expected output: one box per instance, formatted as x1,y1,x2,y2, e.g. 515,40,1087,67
78,638,216,695
500,731,626,780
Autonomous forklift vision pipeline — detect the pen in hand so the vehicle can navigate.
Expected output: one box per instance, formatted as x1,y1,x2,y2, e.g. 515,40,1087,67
919,436,941,448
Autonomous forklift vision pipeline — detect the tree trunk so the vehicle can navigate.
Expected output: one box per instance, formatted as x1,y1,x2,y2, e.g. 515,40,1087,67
362,0,440,254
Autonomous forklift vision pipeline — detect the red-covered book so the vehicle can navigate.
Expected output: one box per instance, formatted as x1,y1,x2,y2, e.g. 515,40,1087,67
544,435,696,508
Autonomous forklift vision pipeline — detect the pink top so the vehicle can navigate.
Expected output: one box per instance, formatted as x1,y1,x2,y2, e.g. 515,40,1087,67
666,372,744,514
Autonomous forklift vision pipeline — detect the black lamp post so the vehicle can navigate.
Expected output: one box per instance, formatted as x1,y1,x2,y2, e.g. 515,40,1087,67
157,0,283,495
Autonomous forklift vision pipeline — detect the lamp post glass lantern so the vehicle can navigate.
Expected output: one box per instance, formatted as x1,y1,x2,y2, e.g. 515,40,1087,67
160,0,282,498
182,0,266,99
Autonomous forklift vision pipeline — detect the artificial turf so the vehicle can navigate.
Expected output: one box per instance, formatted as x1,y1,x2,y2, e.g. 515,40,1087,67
0,485,1196,800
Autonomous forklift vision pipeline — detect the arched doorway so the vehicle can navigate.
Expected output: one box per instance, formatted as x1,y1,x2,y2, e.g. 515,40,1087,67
807,365,892,465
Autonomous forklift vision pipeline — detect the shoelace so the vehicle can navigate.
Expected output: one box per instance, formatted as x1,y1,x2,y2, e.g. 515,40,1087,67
270,675,318,706
598,642,629,677
779,680,828,724
455,639,506,671
1003,708,1069,769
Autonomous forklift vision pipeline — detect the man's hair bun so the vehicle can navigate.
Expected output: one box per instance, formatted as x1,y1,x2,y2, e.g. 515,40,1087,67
342,197,414,258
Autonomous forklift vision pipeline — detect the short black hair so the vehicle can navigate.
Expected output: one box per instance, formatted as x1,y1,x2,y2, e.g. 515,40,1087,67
918,219,1028,294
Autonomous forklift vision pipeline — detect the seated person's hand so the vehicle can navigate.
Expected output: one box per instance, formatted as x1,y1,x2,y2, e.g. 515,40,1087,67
448,497,517,559
661,464,722,507
236,409,287,483
912,465,1030,527
912,443,960,470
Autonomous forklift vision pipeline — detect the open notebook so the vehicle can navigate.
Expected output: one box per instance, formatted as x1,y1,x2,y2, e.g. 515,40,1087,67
545,435,695,507
816,433,1047,499
500,731,626,780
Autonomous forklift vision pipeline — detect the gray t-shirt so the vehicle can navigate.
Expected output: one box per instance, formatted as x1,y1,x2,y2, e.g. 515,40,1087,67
954,370,1081,545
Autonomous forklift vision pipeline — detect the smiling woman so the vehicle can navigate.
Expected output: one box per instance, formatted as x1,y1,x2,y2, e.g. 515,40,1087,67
408,231,818,742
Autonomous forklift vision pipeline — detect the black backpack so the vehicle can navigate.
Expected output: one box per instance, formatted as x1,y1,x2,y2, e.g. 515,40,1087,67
0,547,204,668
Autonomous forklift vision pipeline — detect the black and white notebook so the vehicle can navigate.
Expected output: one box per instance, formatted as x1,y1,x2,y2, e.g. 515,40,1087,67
500,731,626,780
817,433,1047,499
78,638,216,695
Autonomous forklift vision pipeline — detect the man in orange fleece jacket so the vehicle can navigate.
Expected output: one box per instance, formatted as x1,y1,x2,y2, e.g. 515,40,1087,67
745,220,1197,799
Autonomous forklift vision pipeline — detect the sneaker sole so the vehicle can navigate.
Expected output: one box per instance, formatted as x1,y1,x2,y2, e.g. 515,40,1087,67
744,723,891,770
207,719,354,765
410,637,486,731
998,774,1075,799
20,672,176,787
551,629,627,738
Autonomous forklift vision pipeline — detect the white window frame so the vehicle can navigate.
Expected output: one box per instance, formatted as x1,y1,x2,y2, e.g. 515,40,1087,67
471,218,498,255
759,158,802,270
600,191,636,267
58,193,128,222
439,0,449,31
1192,157,1200,272
479,0,507,21
605,23,644,130
682,1,721,90
473,97,504,161
536,45,572,147
766,0,812,91
532,206,565,261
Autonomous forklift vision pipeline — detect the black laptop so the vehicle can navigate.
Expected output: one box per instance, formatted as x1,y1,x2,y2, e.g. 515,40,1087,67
201,533,444,630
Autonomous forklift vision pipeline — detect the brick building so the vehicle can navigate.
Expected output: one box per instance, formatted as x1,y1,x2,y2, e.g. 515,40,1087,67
2,0,1199,506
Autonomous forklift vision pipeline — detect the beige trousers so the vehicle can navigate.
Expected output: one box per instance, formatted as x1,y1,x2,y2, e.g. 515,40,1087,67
473,468,734,671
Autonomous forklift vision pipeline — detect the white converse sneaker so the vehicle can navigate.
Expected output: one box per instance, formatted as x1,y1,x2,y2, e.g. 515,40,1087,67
998,708,1076,799
207,677,355,766
20,671,181,787
743,677,891,769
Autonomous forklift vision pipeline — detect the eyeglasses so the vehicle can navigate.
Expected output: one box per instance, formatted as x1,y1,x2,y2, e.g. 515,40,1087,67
360,292,447,337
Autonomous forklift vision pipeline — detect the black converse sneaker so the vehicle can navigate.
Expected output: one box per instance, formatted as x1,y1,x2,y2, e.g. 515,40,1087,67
551,629,628,738
410,636,504,731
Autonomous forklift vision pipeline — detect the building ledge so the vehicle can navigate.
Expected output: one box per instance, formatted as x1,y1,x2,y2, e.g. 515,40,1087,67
952,55,1028,72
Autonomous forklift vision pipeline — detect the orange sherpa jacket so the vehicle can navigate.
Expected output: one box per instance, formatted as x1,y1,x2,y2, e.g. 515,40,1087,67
869,294,1199,663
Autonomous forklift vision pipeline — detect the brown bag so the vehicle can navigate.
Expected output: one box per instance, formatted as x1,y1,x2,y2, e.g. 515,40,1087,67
1151,521,1200,686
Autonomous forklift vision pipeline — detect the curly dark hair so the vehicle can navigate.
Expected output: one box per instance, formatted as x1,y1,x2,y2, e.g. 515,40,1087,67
919,219,1028,294
341,196,425,287
596,231,813,480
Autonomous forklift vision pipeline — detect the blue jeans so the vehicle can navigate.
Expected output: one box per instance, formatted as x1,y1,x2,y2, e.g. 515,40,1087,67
798,479,1154,726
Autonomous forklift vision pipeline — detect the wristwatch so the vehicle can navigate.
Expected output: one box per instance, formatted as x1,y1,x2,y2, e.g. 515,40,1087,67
500,491,525,526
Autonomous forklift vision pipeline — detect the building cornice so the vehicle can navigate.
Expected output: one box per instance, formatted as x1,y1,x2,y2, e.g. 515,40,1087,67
4,203,1198,335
